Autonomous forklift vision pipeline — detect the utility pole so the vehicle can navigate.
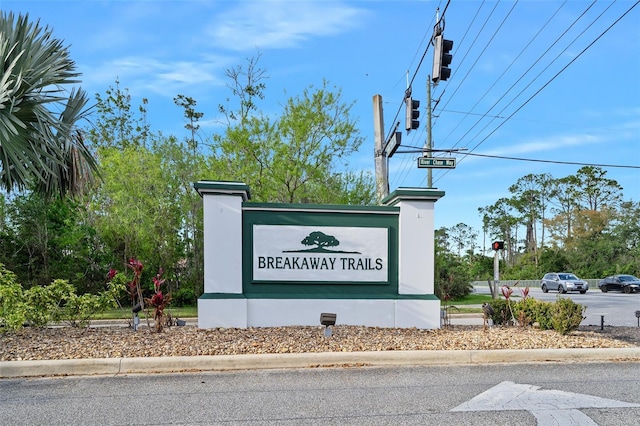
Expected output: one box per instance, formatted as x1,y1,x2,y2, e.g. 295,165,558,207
373,94,388,203
426,76,433,188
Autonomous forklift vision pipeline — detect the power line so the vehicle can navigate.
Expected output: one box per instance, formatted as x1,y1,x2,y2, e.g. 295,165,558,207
439,108,627,130
432,0,514,132
428,1,639,187
459,152,640,169
435,0,570,145
385,0,452,143
390,1,638,189
388,1,451,189
398,144,639,169
461,0,637,158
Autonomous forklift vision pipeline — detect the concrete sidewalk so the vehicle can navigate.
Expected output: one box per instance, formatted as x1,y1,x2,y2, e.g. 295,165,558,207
3,314,640,379
3,345,639,379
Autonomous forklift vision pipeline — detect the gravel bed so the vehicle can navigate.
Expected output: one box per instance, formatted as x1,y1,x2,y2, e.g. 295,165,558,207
1,324,638,362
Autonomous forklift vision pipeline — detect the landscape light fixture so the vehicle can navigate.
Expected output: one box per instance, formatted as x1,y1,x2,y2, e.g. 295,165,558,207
132,303,143,331
635,310,640,327
320,313,337,337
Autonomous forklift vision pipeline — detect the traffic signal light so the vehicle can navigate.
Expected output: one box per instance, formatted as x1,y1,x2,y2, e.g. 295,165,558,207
432,34,453,83
405,96,420,132
492,241,504,251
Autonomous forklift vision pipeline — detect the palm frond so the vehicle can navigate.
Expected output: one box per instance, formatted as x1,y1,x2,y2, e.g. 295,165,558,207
1,11,97,196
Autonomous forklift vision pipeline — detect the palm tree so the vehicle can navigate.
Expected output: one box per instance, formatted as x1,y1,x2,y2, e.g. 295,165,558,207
0,12,98,197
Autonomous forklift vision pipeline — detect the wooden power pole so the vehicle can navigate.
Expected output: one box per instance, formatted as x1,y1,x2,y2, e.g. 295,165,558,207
373,94,388,203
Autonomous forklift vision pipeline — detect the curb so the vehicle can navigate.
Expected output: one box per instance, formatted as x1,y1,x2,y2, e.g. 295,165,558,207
2,347,640,378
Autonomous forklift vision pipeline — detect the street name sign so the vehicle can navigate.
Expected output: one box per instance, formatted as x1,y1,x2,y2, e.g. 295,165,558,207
417,157,456,168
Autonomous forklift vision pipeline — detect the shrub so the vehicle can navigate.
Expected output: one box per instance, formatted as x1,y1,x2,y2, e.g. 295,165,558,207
172,287,196,307
487,299,511,325
56,276,124,328
1,266,125,331
512,297,538,327
23,279,75,327
488,296,579,334
532,300,554,330
550,297,585,335
60,292,109,328
0,265,26,331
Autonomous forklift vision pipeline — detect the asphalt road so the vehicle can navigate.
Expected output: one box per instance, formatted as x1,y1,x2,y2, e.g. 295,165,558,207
474,284,640,327
2,363,639,425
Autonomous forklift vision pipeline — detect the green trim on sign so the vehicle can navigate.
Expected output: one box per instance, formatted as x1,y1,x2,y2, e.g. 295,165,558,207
199,292,438,300
382,187,445,206
243,206,399,297
244,202,399,214
193,180,251,200
199,293,246,299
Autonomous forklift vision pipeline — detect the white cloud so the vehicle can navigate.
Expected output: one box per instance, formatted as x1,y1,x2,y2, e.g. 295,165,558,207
80,56,231,98
502,133,603,156
206,1,367,51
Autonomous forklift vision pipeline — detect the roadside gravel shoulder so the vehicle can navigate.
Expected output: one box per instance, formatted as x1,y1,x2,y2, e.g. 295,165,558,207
1,323,638,362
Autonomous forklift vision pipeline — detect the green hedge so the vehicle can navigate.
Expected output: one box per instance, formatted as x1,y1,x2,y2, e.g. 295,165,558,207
487,296,584,335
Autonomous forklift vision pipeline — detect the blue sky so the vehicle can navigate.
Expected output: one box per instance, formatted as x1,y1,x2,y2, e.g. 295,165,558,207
3,0,639,249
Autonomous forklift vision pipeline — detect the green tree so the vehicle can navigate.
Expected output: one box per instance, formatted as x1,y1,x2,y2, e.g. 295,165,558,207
88,80,149,150
608,201,640,275
174,95,203,153
90,144,184,277
0,12,98,197
172,96,209,298
478,198,519,266
546,174,580,246
0,192,107,291
213,56,373,205
216,53,267,126
574,166,623,211
508,173,552,264
447,223,478,258
434,228,473,300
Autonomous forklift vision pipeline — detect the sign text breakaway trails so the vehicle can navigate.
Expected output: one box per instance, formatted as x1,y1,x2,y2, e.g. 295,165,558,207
258,256,383,271
253,225,389,283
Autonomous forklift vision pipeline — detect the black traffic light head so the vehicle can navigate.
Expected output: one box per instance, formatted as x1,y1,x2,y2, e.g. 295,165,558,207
432,34,454,83
405,97,420,132
492,241,504,251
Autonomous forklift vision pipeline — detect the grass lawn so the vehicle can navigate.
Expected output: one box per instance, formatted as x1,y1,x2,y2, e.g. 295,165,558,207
447,293,493,305
442,293,499,314
95,306,197,320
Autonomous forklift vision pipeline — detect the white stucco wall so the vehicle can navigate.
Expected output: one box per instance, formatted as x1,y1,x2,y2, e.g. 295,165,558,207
198,298,441,329
202,194,243,294
396,201,435,294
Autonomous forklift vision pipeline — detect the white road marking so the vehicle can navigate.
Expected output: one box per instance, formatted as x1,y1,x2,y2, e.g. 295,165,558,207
451,381,640,425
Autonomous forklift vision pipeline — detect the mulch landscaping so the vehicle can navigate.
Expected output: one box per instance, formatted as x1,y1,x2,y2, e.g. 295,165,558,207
1,324,638,362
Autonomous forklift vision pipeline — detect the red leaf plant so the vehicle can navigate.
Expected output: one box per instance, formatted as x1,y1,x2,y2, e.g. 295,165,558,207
107,268,118,281
145,268,172,332
126,258,144,311
501,285,516,325
501,285,513,300
121,258,146,331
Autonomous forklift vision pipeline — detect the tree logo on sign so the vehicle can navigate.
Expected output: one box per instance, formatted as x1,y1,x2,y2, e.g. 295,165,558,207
283,231,360,254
